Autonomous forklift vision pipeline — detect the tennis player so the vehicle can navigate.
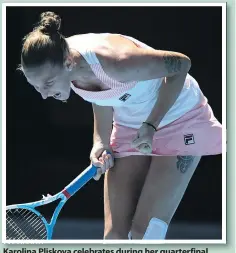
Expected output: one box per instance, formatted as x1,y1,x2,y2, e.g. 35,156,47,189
19,12,222,240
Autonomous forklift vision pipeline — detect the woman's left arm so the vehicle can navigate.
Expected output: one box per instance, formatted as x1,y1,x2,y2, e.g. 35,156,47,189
98,47,191,129
141,50,191,128
145,71,189,129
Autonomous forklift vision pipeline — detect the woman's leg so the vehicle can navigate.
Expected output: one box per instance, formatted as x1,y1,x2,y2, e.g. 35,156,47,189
104,155,151,239
130,155,201,239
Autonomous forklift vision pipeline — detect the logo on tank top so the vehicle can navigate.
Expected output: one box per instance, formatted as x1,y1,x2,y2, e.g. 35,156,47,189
119,93,131,102
184,134,195,145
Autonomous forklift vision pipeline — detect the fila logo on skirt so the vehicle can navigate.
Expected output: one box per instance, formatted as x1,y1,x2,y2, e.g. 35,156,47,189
184,134,195,145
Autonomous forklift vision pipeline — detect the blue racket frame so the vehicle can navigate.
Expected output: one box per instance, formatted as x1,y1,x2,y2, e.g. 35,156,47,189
6,164,98,239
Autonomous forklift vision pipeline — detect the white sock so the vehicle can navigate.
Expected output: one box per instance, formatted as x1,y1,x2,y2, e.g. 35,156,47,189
128,231,132,240
143,218,168,240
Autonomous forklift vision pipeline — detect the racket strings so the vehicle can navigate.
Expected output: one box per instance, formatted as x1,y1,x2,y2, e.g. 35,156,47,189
9,210,46,238
7,209,47,239
6,208,47,239
8,210,47,239
7,217,29,239
7,209,34,239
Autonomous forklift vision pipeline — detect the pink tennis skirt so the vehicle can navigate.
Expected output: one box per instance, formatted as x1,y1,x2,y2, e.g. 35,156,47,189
110,101,222,158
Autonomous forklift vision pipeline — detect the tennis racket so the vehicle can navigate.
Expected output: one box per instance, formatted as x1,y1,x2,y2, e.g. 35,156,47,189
6,164,98,240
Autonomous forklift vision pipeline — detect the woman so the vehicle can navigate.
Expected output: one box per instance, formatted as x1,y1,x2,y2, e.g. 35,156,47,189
19,12,222,240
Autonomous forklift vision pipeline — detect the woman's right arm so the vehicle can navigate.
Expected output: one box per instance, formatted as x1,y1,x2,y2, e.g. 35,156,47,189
92,103,113,146
90,103,114,180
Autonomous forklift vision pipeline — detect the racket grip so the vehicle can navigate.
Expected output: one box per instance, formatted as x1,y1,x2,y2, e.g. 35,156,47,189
64,164,98,197
93,150,112,181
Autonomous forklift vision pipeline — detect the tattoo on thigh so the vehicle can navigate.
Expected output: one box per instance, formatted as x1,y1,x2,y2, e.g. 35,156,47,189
176,156,194,173
163,53,182,73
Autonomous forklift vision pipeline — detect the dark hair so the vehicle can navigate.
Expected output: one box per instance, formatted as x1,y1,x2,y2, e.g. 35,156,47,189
20,12,68,69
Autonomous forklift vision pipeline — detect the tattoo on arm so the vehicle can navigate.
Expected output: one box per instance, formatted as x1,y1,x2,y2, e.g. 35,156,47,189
176,156,194,173
163,52,182,74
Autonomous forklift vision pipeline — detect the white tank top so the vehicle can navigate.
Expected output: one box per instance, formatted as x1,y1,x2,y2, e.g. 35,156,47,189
68,33,206,129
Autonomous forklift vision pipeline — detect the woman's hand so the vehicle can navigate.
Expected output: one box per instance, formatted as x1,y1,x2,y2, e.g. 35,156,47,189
131,123,156,154
90,142,114,180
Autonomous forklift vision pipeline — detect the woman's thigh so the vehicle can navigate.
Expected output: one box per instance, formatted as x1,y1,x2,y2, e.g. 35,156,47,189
131,155,201,239
104,155,151,239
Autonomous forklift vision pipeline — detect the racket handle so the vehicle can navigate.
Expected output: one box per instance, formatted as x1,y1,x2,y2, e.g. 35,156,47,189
63,164,98,197
93,150,112,181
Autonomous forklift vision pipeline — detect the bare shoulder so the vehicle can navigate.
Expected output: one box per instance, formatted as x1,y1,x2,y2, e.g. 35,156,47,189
94,34,142,81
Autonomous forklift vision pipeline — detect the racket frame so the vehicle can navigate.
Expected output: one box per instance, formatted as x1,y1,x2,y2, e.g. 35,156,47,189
6,192,67,239
6,164,98,240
